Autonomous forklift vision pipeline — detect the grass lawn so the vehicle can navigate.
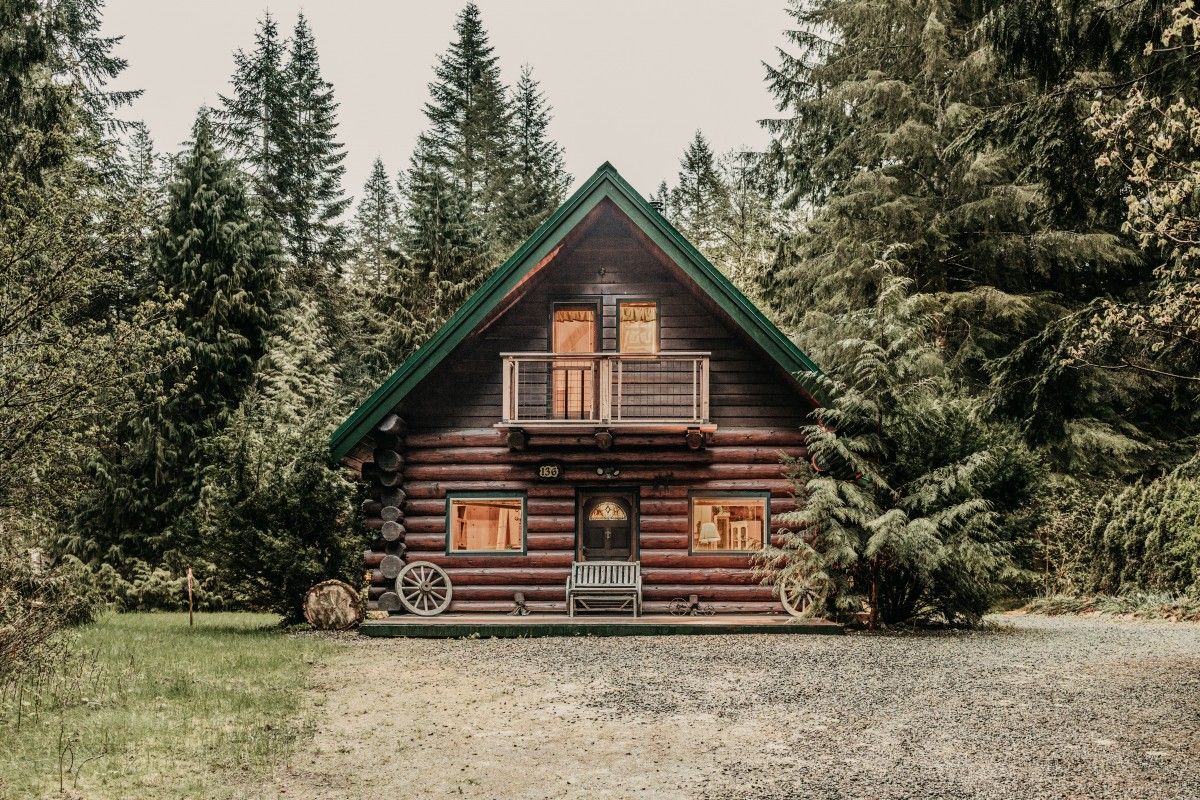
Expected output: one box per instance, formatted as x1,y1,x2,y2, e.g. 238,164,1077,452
0,612,340,800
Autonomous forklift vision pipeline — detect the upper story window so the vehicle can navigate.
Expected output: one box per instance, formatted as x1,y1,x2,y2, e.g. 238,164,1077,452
619,301,658,354
552,306,597,354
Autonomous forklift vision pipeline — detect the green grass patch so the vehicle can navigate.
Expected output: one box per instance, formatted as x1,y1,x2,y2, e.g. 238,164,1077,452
0,612,341,799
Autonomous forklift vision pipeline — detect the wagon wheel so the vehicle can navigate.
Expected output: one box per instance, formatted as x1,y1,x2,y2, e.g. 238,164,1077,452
668,597,690,616
395,561,453,616
779,572,822,618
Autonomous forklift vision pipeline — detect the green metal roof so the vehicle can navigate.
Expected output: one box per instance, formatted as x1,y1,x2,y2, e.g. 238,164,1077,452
329,161,821,461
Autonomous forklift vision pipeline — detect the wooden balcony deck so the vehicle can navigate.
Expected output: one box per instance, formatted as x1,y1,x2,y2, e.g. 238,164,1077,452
360,613,844,639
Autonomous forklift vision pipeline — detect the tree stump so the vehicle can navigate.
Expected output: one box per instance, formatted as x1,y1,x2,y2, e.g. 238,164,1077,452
303,580,364,630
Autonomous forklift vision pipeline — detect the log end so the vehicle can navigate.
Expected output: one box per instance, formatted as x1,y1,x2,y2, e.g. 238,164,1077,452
303,580,364,630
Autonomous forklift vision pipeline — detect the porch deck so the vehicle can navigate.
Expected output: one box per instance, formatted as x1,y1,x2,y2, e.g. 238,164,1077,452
360,613,844,639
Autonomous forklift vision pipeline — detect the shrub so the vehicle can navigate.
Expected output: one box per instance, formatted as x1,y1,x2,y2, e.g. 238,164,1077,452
1083,455,1200,597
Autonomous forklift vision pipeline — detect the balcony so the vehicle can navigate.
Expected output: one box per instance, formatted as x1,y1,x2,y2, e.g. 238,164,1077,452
499,352,712,431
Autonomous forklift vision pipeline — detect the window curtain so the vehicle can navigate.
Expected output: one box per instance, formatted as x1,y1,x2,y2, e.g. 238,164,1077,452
555,309,594,322
620,304,657,323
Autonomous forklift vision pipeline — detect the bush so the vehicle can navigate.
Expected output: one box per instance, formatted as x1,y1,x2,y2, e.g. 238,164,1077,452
0,532,99,680
760,274,1044,627
200,403,361,623
1083,455,1200,597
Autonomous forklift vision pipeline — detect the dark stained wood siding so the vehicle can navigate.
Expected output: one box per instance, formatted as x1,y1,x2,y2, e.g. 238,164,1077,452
362,202,816,614
402,203,809,431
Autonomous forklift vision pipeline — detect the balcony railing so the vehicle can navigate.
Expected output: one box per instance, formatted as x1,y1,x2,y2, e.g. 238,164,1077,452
500,352,710,427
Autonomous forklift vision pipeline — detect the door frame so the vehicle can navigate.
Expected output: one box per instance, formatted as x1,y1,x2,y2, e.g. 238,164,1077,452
575,487,640,562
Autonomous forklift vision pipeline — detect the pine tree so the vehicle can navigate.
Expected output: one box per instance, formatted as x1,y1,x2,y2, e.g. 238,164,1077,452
761,0,1142,464
759,270,1042,625
201,299,358,620
405,137,482,323
280,12,350,289
667,131,727,251
350,156,403,287
506,65,569,242
156,112,282,438
76,110,283,566
421,2,515,255
0,0,138,183
712,149,782,291
216,11,289,224
649,180,670,211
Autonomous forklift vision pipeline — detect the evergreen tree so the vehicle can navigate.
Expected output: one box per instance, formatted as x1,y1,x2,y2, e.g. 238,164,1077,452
712,149,782,291
156,112,282,444
760,270,1042,625
75,111,282,565
761,0,1142,467
216,11,289,225
280,12,350,289
420,2,515,256
0,0,138,183
350,156,403,287
103,122,165,303
649,180,670,211
667,130,728,252
201,300,359,621
405,137,482,323
506,65,569,242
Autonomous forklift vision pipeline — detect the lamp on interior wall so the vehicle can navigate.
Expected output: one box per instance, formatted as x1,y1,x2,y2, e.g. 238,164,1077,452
699,522,720,548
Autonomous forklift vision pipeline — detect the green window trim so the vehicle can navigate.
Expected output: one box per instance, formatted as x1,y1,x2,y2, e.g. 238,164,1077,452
687,491,771,556
444,492,529,556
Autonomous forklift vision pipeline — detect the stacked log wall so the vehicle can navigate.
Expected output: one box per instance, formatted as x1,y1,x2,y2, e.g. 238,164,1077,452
363,427,806,614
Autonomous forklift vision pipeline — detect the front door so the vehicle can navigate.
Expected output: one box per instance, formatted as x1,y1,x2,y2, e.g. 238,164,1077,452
578,491,637,561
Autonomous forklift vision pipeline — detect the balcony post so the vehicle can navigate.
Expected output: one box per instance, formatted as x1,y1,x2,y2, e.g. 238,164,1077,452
699,356,710,422
598,357,612,423
502,356,515,423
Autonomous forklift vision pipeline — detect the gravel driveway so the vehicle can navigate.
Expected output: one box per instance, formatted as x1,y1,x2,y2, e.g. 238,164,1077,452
260,614,1200,800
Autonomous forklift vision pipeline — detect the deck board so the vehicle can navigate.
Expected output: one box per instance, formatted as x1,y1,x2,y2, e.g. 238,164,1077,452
360,613,843,638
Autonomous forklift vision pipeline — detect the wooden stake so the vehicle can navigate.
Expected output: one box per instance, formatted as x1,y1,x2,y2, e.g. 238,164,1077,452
186,567,194,627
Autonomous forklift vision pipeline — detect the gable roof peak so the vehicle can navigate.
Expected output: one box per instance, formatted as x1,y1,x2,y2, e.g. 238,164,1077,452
329,161,820,460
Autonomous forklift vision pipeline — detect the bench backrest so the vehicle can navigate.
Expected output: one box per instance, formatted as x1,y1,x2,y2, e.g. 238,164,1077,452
572,561,639,588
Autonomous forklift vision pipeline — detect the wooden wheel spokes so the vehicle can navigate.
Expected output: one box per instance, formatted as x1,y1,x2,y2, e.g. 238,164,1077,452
395,560,453,616
780,573,821,619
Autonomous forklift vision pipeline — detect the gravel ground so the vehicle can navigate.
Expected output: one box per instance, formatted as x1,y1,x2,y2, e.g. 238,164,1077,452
257,613,1200,800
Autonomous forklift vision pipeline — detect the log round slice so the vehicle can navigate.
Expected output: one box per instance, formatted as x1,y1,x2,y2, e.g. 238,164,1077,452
303,579,364,630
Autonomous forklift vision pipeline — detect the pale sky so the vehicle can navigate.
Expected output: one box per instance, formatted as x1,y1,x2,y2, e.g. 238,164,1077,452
101,1,792,203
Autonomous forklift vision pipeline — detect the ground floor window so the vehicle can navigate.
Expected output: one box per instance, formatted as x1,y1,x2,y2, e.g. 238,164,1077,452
690,493,768,553
447,494,526,553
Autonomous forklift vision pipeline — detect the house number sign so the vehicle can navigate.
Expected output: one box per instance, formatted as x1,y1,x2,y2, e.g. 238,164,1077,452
535,461,563,481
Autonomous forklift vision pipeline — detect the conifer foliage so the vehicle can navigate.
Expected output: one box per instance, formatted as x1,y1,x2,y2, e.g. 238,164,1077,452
762,272,1041,626
75,111,282,567
404,3,568,327
507,65,569,242
218,12,350,293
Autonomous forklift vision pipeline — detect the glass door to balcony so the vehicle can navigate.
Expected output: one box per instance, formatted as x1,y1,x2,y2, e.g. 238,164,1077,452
552,306,596,419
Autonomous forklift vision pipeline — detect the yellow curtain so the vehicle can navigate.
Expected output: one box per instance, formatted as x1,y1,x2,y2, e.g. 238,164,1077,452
555,309,593,322
620,304,657,323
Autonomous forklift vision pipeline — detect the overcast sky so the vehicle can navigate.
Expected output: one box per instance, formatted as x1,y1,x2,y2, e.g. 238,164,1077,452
102,1,792,202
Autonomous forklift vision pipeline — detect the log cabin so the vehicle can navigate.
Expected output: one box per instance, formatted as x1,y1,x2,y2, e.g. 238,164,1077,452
330,162,822,617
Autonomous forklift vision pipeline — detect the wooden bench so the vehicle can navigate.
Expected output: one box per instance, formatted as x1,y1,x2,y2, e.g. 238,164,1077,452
566,561,641,617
